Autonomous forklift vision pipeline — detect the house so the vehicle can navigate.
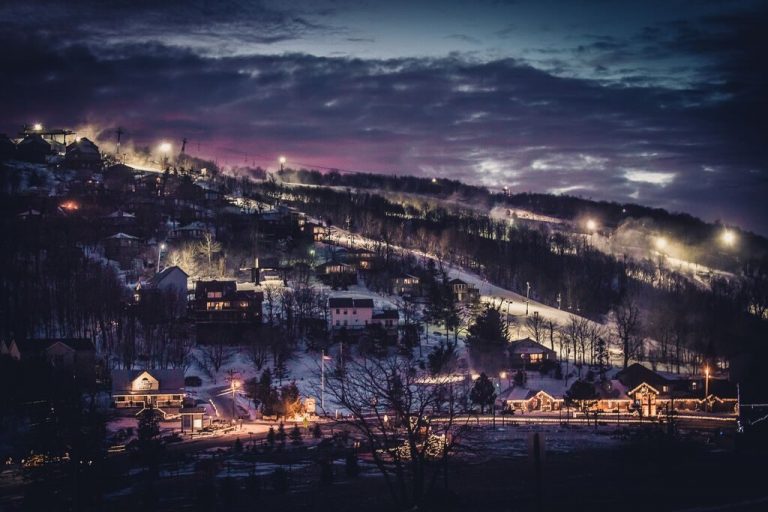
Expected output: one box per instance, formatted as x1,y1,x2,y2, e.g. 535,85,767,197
136,266,189,317
371,309,400,338
0,134,15,160
392,274,421,296
449,278,480,303
16,134,51,163
103,232,141,268
316,261,357,288
614,363,737,415
191,280,263,324
329,297,374,330
502,387,565,413
111,369,185,415
64,137,102,170
507,338,557,368
169,221,209,241
8,338,97,381
103,164,136,193
104,210,137,229
345,248,377,270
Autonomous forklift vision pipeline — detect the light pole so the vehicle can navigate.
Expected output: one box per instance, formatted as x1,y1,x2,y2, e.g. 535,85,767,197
525,281,530,316
159,142,172,169
156,243,166,274
321,350,331,413
231,379,240,423
279,156,286,171
705,366,710,403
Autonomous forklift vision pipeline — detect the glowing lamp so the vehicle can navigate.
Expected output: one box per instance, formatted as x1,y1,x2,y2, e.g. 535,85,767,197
279,156,287,165
655,237,668,251
586,219,597,231
721,229,736,247
32,123,42,131
158,142,172,154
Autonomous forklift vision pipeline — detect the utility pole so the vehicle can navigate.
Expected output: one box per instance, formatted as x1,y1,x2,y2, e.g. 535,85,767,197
526,281,531,315
181,137,188,154
115,127,124,156
226,369,240,424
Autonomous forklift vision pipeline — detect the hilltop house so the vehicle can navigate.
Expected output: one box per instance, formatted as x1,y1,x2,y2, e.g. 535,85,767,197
135,266,189,317
169,221,209,241
329,297,374,330
191,280,263,325
392,274,421,296
64,137,102,170
449,278,480,303
103,232,141,268
111,369,185,415
507,338,557,368
16,134,51,163
7,338,97,381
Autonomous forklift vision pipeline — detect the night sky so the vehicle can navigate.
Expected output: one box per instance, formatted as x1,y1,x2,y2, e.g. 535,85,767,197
2,1,766,233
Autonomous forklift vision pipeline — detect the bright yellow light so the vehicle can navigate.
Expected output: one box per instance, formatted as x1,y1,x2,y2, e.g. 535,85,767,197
159,142,172,153
499,371,507,379
586,219,597,231
279,156,286,164
33,123,43,131
721,229,736,247
655,237,668,251
431,177,438,184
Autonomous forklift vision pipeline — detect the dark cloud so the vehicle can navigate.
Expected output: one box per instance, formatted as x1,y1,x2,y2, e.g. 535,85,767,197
1,0,766,233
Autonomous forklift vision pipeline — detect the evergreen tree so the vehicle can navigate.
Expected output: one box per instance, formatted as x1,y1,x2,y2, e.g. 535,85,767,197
289,424,303,445
312,423,322,439
466,306,508,348
277,422,287,448
565,380,599,412
469,373,497,413
266,426,276,449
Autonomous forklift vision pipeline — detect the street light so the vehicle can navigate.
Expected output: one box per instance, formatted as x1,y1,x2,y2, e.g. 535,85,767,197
655,237,668,251
721,229,736,247
32,123,43,132
156,243,166,274
585,219,597,232
279,155,286,171
704,366,710,398
230,379,240,423
159,142,172,168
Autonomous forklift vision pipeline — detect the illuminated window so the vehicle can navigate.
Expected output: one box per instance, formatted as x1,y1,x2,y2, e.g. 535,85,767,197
207,291,222,299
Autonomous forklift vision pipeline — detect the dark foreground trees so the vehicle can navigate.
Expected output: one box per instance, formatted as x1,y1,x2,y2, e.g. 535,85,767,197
321,356,468,509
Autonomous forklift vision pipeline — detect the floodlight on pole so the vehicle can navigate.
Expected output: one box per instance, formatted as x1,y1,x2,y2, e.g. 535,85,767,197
721,229,736,247
655,237,668,251
279,156,286,171
32,123,43,132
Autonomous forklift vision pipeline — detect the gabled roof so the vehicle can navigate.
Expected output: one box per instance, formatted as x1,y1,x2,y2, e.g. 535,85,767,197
105,232,139,240
448,278,467,285
148,266,188,287
508,337,556,355
13,338,95,355
329,297,374,308
373,309,399,320
106,210,136,218
616,363,669,391
111,369,185,394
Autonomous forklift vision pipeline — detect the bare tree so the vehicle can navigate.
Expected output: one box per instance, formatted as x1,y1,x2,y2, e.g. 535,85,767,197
321,356,468,509
612,296,642,369
525,312,545,342
197,232,222,277
197,340,234,382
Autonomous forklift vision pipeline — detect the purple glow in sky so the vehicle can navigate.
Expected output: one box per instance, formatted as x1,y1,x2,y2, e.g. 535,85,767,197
1,0,766,232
